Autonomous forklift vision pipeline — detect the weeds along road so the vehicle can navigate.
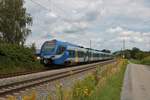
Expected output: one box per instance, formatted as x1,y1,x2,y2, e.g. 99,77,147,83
121,64,150,100
0,60,115,99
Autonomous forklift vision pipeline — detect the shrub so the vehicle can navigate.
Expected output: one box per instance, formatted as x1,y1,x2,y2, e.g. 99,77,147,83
141,56,150,65
0,43,43,74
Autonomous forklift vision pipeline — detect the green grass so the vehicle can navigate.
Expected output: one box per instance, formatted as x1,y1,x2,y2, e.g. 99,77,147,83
130,56,150,66
141,56,150,65
0,60,43,74
51,60,127,100
130,59,141,64
89,62,126,100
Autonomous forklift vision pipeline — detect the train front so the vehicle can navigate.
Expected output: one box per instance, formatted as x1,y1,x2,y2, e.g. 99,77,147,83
40,40,68,65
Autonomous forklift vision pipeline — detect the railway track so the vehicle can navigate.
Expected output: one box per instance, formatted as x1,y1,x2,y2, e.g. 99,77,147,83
0,60,112,79
0,60,115,98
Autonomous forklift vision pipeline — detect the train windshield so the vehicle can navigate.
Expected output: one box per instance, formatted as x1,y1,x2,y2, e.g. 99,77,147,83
42,42,55,52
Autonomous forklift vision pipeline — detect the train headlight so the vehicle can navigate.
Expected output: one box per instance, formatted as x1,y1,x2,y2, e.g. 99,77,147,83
43,59,48,64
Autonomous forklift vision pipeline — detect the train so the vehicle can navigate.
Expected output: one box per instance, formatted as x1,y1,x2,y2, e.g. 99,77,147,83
40,39,113,66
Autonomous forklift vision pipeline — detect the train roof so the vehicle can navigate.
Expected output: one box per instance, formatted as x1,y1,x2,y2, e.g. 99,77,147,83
45,39,84,48
45,39,111,55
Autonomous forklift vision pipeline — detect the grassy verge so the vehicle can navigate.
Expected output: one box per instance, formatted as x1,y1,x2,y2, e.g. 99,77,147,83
0,61,43,74
140,56,150,65
130,59,141,64
54,59,127,100
130,56,150,66
89,60,127,100
71,59,127,100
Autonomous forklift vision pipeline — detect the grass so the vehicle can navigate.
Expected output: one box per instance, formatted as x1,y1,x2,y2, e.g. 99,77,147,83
141,56,150,65
0,59,44,74
130,56,150,66
89,60,127,100
53,59,127,100
130,59,141,64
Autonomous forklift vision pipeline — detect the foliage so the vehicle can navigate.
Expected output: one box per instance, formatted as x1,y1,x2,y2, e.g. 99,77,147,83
71,74,96,100
88,60,127,100
48,59,127,100
114,47,150,60
0,0,32,45
141,56,150,65
31,43,36,53
0,43,43,74
101,49,111,53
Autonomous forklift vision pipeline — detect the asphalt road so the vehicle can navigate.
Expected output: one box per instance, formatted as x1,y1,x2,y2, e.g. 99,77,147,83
121,63,150,100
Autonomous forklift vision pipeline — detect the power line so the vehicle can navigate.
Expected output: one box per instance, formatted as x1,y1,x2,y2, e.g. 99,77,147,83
29,0,70,22
30,0,51,12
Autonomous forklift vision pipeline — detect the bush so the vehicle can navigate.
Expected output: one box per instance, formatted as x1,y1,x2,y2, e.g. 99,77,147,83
141,56,150,65
0,43,43,74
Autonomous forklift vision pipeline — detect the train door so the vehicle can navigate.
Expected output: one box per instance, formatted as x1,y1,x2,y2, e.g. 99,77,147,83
85,50,88,62
75,49,79,63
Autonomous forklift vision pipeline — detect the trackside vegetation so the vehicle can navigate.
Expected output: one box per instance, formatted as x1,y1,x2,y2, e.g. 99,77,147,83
140,56,150,65
0,43,43,74
69,59,127,100
131,56,150,66
0,0,45,74
114,47,150,65
11,59,127,100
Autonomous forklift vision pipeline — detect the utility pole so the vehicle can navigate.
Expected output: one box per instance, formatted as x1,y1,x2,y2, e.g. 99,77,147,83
122,39,125,59
148,36,150,52
89,40,92,62
90,40,92,50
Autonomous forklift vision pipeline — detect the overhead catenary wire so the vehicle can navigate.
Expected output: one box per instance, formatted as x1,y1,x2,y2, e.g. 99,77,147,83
30,0,51,12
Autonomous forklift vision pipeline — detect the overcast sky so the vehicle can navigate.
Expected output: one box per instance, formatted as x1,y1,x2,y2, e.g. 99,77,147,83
25,0,150,51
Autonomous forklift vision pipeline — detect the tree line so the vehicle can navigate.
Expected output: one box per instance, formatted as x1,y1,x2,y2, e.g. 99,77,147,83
114,47,150,60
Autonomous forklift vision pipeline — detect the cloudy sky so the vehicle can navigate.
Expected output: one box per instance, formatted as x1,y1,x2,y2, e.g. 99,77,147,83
25,0,150,51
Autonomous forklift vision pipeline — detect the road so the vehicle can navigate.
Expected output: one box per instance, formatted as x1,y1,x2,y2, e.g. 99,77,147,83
121,63,150,100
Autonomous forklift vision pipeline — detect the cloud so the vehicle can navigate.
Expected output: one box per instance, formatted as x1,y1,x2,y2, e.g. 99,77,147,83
25,0,150,51
107,27,123,33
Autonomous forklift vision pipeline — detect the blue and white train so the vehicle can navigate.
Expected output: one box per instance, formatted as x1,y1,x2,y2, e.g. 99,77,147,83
40,39,112,66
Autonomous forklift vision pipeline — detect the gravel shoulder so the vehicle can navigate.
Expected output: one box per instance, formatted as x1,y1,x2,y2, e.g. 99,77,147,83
121,64,150,100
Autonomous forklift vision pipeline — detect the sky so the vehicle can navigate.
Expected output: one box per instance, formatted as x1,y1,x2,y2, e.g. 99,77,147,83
25,0,150,51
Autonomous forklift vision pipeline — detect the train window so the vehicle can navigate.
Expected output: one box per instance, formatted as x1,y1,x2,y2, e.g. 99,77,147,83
42,42,55,52
56,46,66,55
68,50,75,58
102,54,105,57
78,51,85,57
96,53,98,57
78,51,81,57
96,53,99,57
68,50,72,57
93,53,96,57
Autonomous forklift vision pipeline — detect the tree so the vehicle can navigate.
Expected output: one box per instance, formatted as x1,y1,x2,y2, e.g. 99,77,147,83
0,0,32,45
131,47,140,59
135,52,144,60
101,49,111,53
31,43,36,53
